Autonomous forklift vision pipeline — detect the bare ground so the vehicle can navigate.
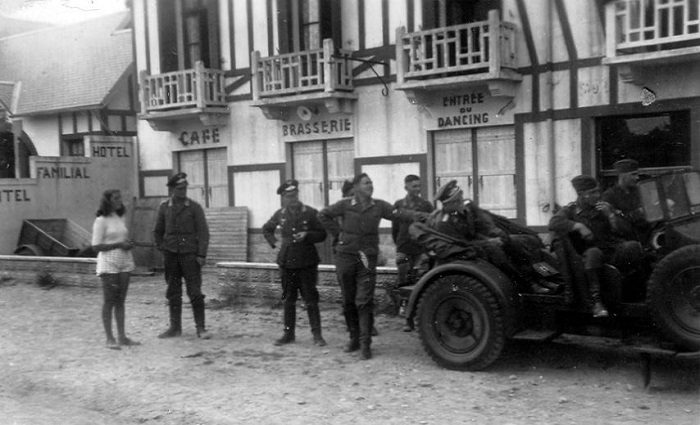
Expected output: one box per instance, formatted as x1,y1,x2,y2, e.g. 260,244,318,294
0,272,698,425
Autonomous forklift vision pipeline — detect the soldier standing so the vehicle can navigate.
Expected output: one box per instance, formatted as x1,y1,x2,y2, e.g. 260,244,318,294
391,174,433,329
153,173,211,339
319,173,415,360
263,179,328,346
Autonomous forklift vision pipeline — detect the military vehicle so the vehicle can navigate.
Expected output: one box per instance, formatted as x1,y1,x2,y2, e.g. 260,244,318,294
402,170,700,371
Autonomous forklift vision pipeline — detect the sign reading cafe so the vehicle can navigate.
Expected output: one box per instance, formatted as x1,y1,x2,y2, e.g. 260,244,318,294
424,88,514,130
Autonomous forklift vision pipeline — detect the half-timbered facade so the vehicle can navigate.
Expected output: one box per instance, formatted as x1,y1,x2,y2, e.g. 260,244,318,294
133,0,700,263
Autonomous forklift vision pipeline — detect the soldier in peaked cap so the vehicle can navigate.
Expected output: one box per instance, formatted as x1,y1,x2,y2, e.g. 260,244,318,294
153,172,211,339
263,179,328,347
427,180,556,295
602,158,651,243
549,174,643,318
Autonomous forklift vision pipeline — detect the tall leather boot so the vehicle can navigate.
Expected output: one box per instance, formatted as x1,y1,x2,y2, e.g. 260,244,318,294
274,304,296,346
343,308,360,352
358,307,373,360
192,298,211,339
585,269,608,318
307,304,326,346
158,303,182,338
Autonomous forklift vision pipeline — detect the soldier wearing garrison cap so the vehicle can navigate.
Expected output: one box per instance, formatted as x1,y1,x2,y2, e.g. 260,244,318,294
550,174,644,318
602,158,651,243
427,180,558,295
154,172,211,339
391,174,433,331
263,178,327,347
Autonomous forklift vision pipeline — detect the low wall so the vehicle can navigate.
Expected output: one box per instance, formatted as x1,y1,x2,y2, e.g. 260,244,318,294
216,262,399,311
0,255,99,287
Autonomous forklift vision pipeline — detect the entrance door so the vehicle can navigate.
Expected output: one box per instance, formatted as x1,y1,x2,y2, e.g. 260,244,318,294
434,126,516,218
177,147,228,208
291,139,353,209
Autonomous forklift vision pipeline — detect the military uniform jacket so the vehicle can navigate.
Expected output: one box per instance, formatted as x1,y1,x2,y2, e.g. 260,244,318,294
319,197,403,257
153,197,209,256
602,185,651,242
392,196,434,255
549,202,623,253
427,201,506,242
262,203,326,269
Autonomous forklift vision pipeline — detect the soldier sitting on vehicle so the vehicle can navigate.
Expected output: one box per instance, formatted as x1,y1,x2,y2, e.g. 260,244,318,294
549,175,645,318
425,180,557,295
602,159,652,245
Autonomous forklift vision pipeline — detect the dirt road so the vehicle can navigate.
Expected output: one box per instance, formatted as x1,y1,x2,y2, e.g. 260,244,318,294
0,274,698,425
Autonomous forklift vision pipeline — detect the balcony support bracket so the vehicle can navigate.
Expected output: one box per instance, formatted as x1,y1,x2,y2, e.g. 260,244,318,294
260,106,289,121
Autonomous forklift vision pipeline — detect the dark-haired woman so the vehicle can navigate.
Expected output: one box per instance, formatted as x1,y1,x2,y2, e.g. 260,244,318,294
91,189,139,349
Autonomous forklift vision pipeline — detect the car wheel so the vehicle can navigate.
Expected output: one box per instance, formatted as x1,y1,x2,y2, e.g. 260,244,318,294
647,244,700,351
416,274,506,370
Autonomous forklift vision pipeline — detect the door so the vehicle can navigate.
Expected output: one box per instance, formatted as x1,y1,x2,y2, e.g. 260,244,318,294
433,126,516,218
177,147,228,208
291,139,353,209
475,127,516,217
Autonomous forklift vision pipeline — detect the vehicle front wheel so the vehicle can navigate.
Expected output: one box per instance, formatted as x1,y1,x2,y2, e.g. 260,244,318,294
647,244,700,351
416,275,506,370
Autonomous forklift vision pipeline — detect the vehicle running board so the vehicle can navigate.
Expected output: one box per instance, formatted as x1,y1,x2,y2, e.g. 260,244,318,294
511,329,560,341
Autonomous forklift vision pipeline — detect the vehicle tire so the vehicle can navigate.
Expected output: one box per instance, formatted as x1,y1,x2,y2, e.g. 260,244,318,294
416,274,506,370
647,244,700,351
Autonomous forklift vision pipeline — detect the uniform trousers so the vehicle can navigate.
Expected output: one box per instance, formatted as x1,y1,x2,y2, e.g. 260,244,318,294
335,251,377,345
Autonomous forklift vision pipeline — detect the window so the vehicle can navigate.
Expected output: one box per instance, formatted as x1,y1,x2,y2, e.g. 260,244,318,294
61,138,85,157
597,111,691,176
158,0,219,72
278,0,335,53
422,0,499,28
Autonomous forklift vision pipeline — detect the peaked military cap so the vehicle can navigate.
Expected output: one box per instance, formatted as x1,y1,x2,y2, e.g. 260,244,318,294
571,175,598,193
167,172,188,187
613,158,639,173
277,179,299,195
434,179,462,203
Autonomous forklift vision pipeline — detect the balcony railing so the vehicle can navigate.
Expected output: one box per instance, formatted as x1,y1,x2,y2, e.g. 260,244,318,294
396,9,517,84
251,39,353,100
606,0,700,56
140,61,227,113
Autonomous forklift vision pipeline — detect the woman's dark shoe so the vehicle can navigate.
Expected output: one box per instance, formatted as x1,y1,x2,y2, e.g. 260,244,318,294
158,327,182,338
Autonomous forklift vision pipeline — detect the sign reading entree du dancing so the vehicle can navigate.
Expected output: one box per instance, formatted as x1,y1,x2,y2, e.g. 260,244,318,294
423,88,515,130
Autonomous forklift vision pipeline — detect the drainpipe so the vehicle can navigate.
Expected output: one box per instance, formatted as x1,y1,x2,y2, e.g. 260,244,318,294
547,0,557,217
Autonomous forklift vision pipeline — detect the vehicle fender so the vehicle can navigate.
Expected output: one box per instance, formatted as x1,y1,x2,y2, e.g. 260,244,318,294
406,259,517,332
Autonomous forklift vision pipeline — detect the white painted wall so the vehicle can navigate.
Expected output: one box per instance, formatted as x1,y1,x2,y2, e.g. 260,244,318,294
20,116,60,156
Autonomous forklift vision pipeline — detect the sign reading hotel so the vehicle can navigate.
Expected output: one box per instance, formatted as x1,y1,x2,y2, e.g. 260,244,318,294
281,109,353,142
424,89,514,130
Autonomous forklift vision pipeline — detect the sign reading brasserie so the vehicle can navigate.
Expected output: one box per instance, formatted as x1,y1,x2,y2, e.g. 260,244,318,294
280,110,353,142
425,88,514,130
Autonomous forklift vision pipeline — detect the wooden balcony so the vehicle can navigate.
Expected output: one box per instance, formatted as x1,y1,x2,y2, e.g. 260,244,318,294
138,61,229,130
251,39,356,120
395,9,521,102
604,0,700,76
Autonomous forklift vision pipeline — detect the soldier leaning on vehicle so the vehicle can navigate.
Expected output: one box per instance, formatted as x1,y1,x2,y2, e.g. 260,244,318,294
426,180,557,295
262,179,328,347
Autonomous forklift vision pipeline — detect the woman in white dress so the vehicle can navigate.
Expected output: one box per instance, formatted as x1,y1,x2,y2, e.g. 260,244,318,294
91,189,138,349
